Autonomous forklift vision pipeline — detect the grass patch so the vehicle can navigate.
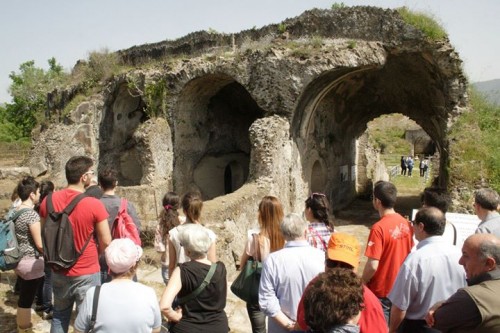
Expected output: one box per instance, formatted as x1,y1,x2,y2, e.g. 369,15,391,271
449,89,500,192
397,7,447,40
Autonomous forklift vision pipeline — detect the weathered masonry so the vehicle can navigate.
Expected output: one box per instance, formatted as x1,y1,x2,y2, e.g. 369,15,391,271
28,7,469,269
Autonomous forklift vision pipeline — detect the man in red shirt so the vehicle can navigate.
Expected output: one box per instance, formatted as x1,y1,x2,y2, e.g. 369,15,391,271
361,180,413,325
39,156,111,333
296,233,388,333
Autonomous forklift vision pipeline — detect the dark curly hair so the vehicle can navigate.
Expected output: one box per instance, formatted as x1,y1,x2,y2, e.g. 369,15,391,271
304,269,364,332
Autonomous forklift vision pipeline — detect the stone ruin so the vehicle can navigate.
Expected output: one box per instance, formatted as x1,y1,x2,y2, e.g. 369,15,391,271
26,6,469,272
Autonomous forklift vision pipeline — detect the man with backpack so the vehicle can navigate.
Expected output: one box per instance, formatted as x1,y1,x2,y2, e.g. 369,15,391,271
98,167,141,282
39,156,111,333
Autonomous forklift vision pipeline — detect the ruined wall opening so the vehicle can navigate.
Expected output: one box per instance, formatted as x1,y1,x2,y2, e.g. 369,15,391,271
293,52,452,210
99,83,148,186
310,160,327,193
175,74,263,200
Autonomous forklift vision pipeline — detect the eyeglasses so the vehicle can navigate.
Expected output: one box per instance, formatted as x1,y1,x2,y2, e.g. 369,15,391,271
83,171,95,176
310,192,326,200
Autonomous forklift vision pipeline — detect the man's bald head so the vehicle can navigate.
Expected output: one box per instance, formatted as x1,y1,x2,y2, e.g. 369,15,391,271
460,234,500,280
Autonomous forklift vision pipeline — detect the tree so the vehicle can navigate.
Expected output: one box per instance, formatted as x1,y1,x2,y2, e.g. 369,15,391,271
4,58,66,138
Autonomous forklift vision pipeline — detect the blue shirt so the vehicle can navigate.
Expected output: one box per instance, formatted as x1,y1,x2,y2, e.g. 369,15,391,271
259,240,325,333
388,236,466,319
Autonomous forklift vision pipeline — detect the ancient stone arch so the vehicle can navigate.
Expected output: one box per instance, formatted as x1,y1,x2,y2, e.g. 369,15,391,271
30,6,469,271
174,74,263,200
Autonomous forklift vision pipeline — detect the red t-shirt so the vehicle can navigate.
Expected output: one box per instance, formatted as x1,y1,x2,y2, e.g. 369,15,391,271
39,188,109,277
297,280,387,333
364,213,413,298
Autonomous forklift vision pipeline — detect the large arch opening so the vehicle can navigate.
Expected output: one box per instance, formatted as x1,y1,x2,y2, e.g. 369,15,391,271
98,83,148,186
293,52,451,210
174,74,264,200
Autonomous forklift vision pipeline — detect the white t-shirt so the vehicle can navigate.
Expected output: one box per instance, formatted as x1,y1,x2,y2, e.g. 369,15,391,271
169,223,217,265
74,280,161,333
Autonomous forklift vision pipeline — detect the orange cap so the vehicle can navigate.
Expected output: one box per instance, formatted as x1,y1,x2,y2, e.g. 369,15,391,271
327,233,361,269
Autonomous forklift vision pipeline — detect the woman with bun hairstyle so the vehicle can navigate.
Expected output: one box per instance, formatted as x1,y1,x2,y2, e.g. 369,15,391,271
239,195,286,333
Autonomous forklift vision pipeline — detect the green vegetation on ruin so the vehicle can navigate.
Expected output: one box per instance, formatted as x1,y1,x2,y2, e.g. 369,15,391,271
397,7,447,41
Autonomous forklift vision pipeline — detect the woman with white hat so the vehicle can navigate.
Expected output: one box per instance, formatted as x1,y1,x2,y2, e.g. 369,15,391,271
74,238,161,332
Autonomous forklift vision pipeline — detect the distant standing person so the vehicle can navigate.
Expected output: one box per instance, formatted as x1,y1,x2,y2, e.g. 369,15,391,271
98,167,142,283
258,213,324,333
362,180,414,325
34,180,55,320
74,238,161,332
474,188,500,237
39,156,111,333
400,156,407,176
304,193,333,251
13,176,43,333
419,157,426,177
239,196,285,333
168,191,217,276
154,192,183,285
388,207,466,333
407,156,414,177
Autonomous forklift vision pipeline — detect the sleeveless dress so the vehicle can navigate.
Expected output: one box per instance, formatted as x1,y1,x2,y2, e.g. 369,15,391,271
170,260,229,333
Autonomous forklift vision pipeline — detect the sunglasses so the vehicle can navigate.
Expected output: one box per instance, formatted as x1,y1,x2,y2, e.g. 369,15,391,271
310,192,326,200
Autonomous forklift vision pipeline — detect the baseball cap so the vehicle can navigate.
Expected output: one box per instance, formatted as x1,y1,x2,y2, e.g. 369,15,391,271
326,233,361,269
105,238,143,274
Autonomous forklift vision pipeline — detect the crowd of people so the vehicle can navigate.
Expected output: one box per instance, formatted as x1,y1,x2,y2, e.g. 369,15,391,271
4,154,500,333
401,155,429,178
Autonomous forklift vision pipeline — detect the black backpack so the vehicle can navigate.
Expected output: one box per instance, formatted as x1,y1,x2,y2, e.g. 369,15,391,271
42,192,92,271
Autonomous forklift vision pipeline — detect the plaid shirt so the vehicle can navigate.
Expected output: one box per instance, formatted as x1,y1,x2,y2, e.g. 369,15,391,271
306,222,331,251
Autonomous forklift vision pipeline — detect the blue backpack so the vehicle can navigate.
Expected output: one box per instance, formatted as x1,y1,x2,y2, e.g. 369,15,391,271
0,208,30,271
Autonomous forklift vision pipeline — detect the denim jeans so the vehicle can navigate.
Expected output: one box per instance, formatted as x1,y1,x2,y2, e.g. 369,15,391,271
50,272,100,333
246,302,266,333
36,265,53,311
378,297,392,327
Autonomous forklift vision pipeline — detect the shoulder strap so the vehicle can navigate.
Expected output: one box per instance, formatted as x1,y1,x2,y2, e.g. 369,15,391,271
64,193,88,215
119,198,128,214
47,192,87,216
177,263,217,304
89,285,101,330
450,222,457,246
252,233,261,262
10,208,32,221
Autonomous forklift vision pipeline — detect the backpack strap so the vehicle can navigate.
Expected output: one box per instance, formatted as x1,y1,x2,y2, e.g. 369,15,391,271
10,208,32,221
47,192,93,255
89,285,101,331
177,263,217,304
119,198,128,213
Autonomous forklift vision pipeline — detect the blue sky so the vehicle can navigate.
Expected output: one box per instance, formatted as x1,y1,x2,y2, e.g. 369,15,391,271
1,0,499,103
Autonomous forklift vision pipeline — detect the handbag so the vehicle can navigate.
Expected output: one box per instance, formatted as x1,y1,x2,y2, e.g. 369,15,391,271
231,234,262,304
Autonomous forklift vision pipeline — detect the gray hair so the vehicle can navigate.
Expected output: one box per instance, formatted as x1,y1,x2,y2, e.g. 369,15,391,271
281,213,308,241
478,236,500,266
178,223,212,260
475,188,499,211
